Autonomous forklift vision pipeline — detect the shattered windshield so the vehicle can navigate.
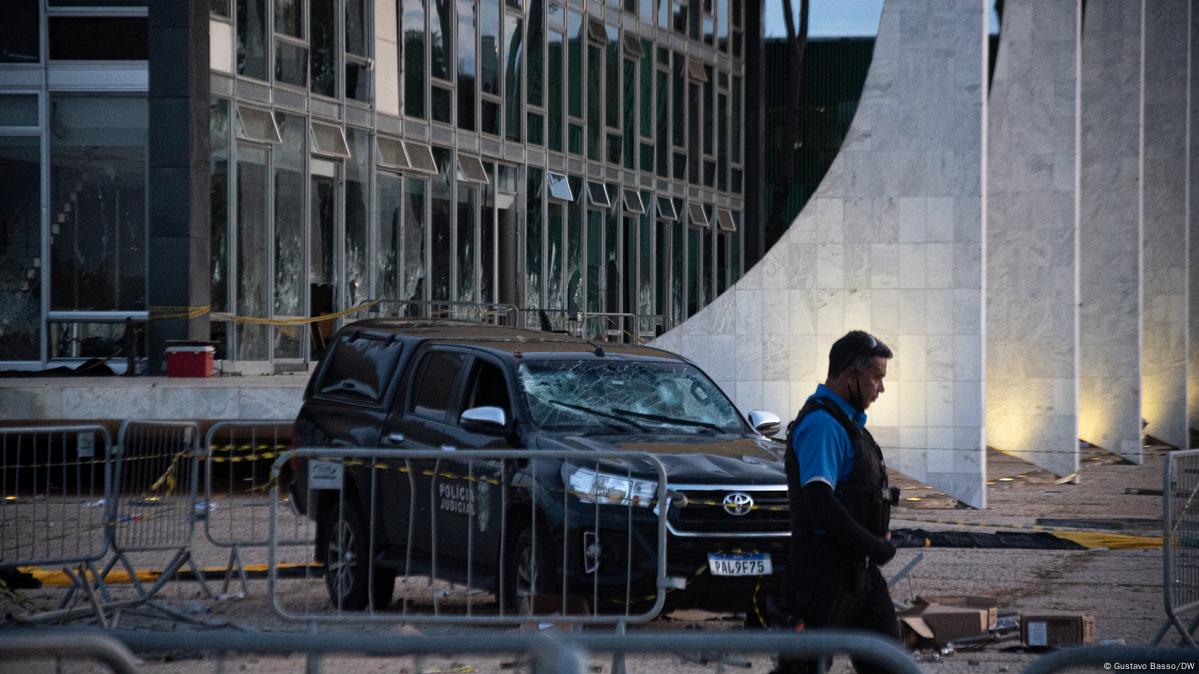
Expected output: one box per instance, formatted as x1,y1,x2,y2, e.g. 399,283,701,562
517,360,745,433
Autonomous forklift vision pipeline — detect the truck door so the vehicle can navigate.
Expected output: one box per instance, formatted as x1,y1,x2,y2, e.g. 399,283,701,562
378,348,468,583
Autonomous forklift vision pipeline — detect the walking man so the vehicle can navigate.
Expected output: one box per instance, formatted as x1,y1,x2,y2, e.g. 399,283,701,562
774,330,901,674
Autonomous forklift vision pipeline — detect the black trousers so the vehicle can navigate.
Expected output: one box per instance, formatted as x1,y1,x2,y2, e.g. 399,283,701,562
773,562,899,674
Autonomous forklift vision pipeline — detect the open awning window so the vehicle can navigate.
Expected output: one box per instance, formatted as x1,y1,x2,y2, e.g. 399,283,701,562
687,57,708,82
623,189,646,214
587,181,611,208
622,33,644,57
376,135,409,171
687,202,710,228
404,141,438,174
547,172,574,201
656,196,678,221
587,18,608,43
310,120,351,158
456,153,489,184
716,208,737,232
235,104,282,144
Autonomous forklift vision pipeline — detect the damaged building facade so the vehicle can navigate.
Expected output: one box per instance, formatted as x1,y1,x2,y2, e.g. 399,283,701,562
0,0,757,368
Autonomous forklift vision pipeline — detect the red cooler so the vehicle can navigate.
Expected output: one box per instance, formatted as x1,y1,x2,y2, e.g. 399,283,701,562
165,344,215,377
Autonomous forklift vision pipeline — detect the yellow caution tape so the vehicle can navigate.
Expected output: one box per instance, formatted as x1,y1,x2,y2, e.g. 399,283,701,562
1051,530,1162,550
147,298,381,326
16,562,322,587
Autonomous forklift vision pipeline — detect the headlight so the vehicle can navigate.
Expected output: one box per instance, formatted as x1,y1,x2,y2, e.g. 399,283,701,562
563,465,658,507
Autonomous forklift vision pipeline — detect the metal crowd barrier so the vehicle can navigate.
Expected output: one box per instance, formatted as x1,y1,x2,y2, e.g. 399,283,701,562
80,628,918,674
0,425,113,568
269,447,669,626
1023,645,1199,674
0,425,115,623
203,420,308,598
0,631,140,674
1154,449,1199,648
371,299,519,326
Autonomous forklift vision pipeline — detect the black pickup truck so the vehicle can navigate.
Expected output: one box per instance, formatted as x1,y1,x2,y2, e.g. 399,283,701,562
286,320,790,616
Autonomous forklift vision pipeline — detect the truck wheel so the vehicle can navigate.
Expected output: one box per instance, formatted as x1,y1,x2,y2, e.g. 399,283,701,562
502,525,552,614
322,502,396,611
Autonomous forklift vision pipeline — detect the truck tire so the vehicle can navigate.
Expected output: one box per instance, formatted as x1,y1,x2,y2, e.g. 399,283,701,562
502,525,554,614
322,501,396,611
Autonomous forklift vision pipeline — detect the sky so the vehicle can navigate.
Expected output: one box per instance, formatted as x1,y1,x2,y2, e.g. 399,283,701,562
762,0,1000,39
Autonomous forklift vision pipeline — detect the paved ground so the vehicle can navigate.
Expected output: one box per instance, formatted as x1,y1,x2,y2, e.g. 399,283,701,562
0,442,1181,673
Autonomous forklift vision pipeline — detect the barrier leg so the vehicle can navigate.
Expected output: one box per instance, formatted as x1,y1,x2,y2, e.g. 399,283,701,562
610,622,627,674
185,555,213,600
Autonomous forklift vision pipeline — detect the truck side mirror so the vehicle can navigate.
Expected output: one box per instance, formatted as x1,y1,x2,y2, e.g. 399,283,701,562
748,410,781,436
460,406,508,434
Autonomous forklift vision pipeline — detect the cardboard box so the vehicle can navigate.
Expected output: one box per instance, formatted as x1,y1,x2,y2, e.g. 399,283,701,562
166,344,215,377
1021,612,1094,648
898,596,999,648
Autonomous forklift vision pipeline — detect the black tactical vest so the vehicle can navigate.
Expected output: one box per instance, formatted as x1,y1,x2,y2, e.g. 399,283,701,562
784,396,894,562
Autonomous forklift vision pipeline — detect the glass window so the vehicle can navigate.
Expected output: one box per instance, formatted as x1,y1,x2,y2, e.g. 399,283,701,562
274,112,306,358
0,135,40,359
49,95,147,313
310,120,350,157
482,0,501,97
528,111,544,145
458,0,477,130
716,0,728,51
604,196,619,312
276,40,308,87
432,85,453,123
654,218,667,323
527,0,544,106
378,171,403,303
2,0,39,63
276,0,302,35
210,99,230,322
431,0,453,81
586,206,602,312
310,161,335,358
622,56,635,169
638,198,652,318
671,0,685,33
586,181,610,208
311,0,337,96
566,177,582,313
457,183,477,301
346,0,368,55
639,42,652,138
586,43,601,160
0,95,38,127
525,167,543,308
236,104,282,143
687,201,709,227
567,11,583,118
622,189,644,214
49,17,148,60
413,351,466,419
732,75,741,164
431,147,452,301
716,207,735,231
457,153,489,184
547,200,563,310
212,0,231,17
671,52,684,147
688,80,699,183
547,28,564,151
480,163,496,302
656,69,668,176
547,172,573,201
686,225,698,315
377,135,410,170
345,128,370,308
318,333,404,402
405,140,438,173
404,0,427,118
605,27,619,129
504,14,524,141
717,90,727,191
639,0,653,23
403,178,427,302
703,65,714,155
670,216,683,324
236,144,269,359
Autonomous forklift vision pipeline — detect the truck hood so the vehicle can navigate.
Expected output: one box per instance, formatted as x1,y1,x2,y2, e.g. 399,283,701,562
539,433,787,485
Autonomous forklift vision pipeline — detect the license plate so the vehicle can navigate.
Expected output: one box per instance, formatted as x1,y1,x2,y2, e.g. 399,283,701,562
707,552,772,576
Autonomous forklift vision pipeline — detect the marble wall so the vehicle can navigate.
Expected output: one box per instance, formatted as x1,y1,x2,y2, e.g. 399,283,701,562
653,0,989,507
985,0,1079,477
0,378,305,421
1079,0,1144,462
1142,0,1191,451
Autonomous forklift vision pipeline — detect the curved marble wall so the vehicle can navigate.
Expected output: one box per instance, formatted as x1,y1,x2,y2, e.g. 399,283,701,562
653,0,989,507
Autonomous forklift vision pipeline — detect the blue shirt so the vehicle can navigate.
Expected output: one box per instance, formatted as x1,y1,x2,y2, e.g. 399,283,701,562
791,384,868,489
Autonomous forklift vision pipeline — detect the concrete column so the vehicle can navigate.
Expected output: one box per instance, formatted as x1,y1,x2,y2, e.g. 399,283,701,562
985,0,1080,476
147,0,211,372
654,0,988,507
1142,0,1190,450
1079,0,1145,462
1188,2,1198,445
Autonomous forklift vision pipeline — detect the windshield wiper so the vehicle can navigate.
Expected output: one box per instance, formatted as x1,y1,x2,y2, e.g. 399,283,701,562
546,399,648,432
610,408,725,433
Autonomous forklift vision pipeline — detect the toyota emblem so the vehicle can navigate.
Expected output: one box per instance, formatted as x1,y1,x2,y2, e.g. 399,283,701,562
722,492,754,516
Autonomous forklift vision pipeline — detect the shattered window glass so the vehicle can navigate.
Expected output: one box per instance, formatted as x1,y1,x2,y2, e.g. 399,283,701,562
517,360,743,433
